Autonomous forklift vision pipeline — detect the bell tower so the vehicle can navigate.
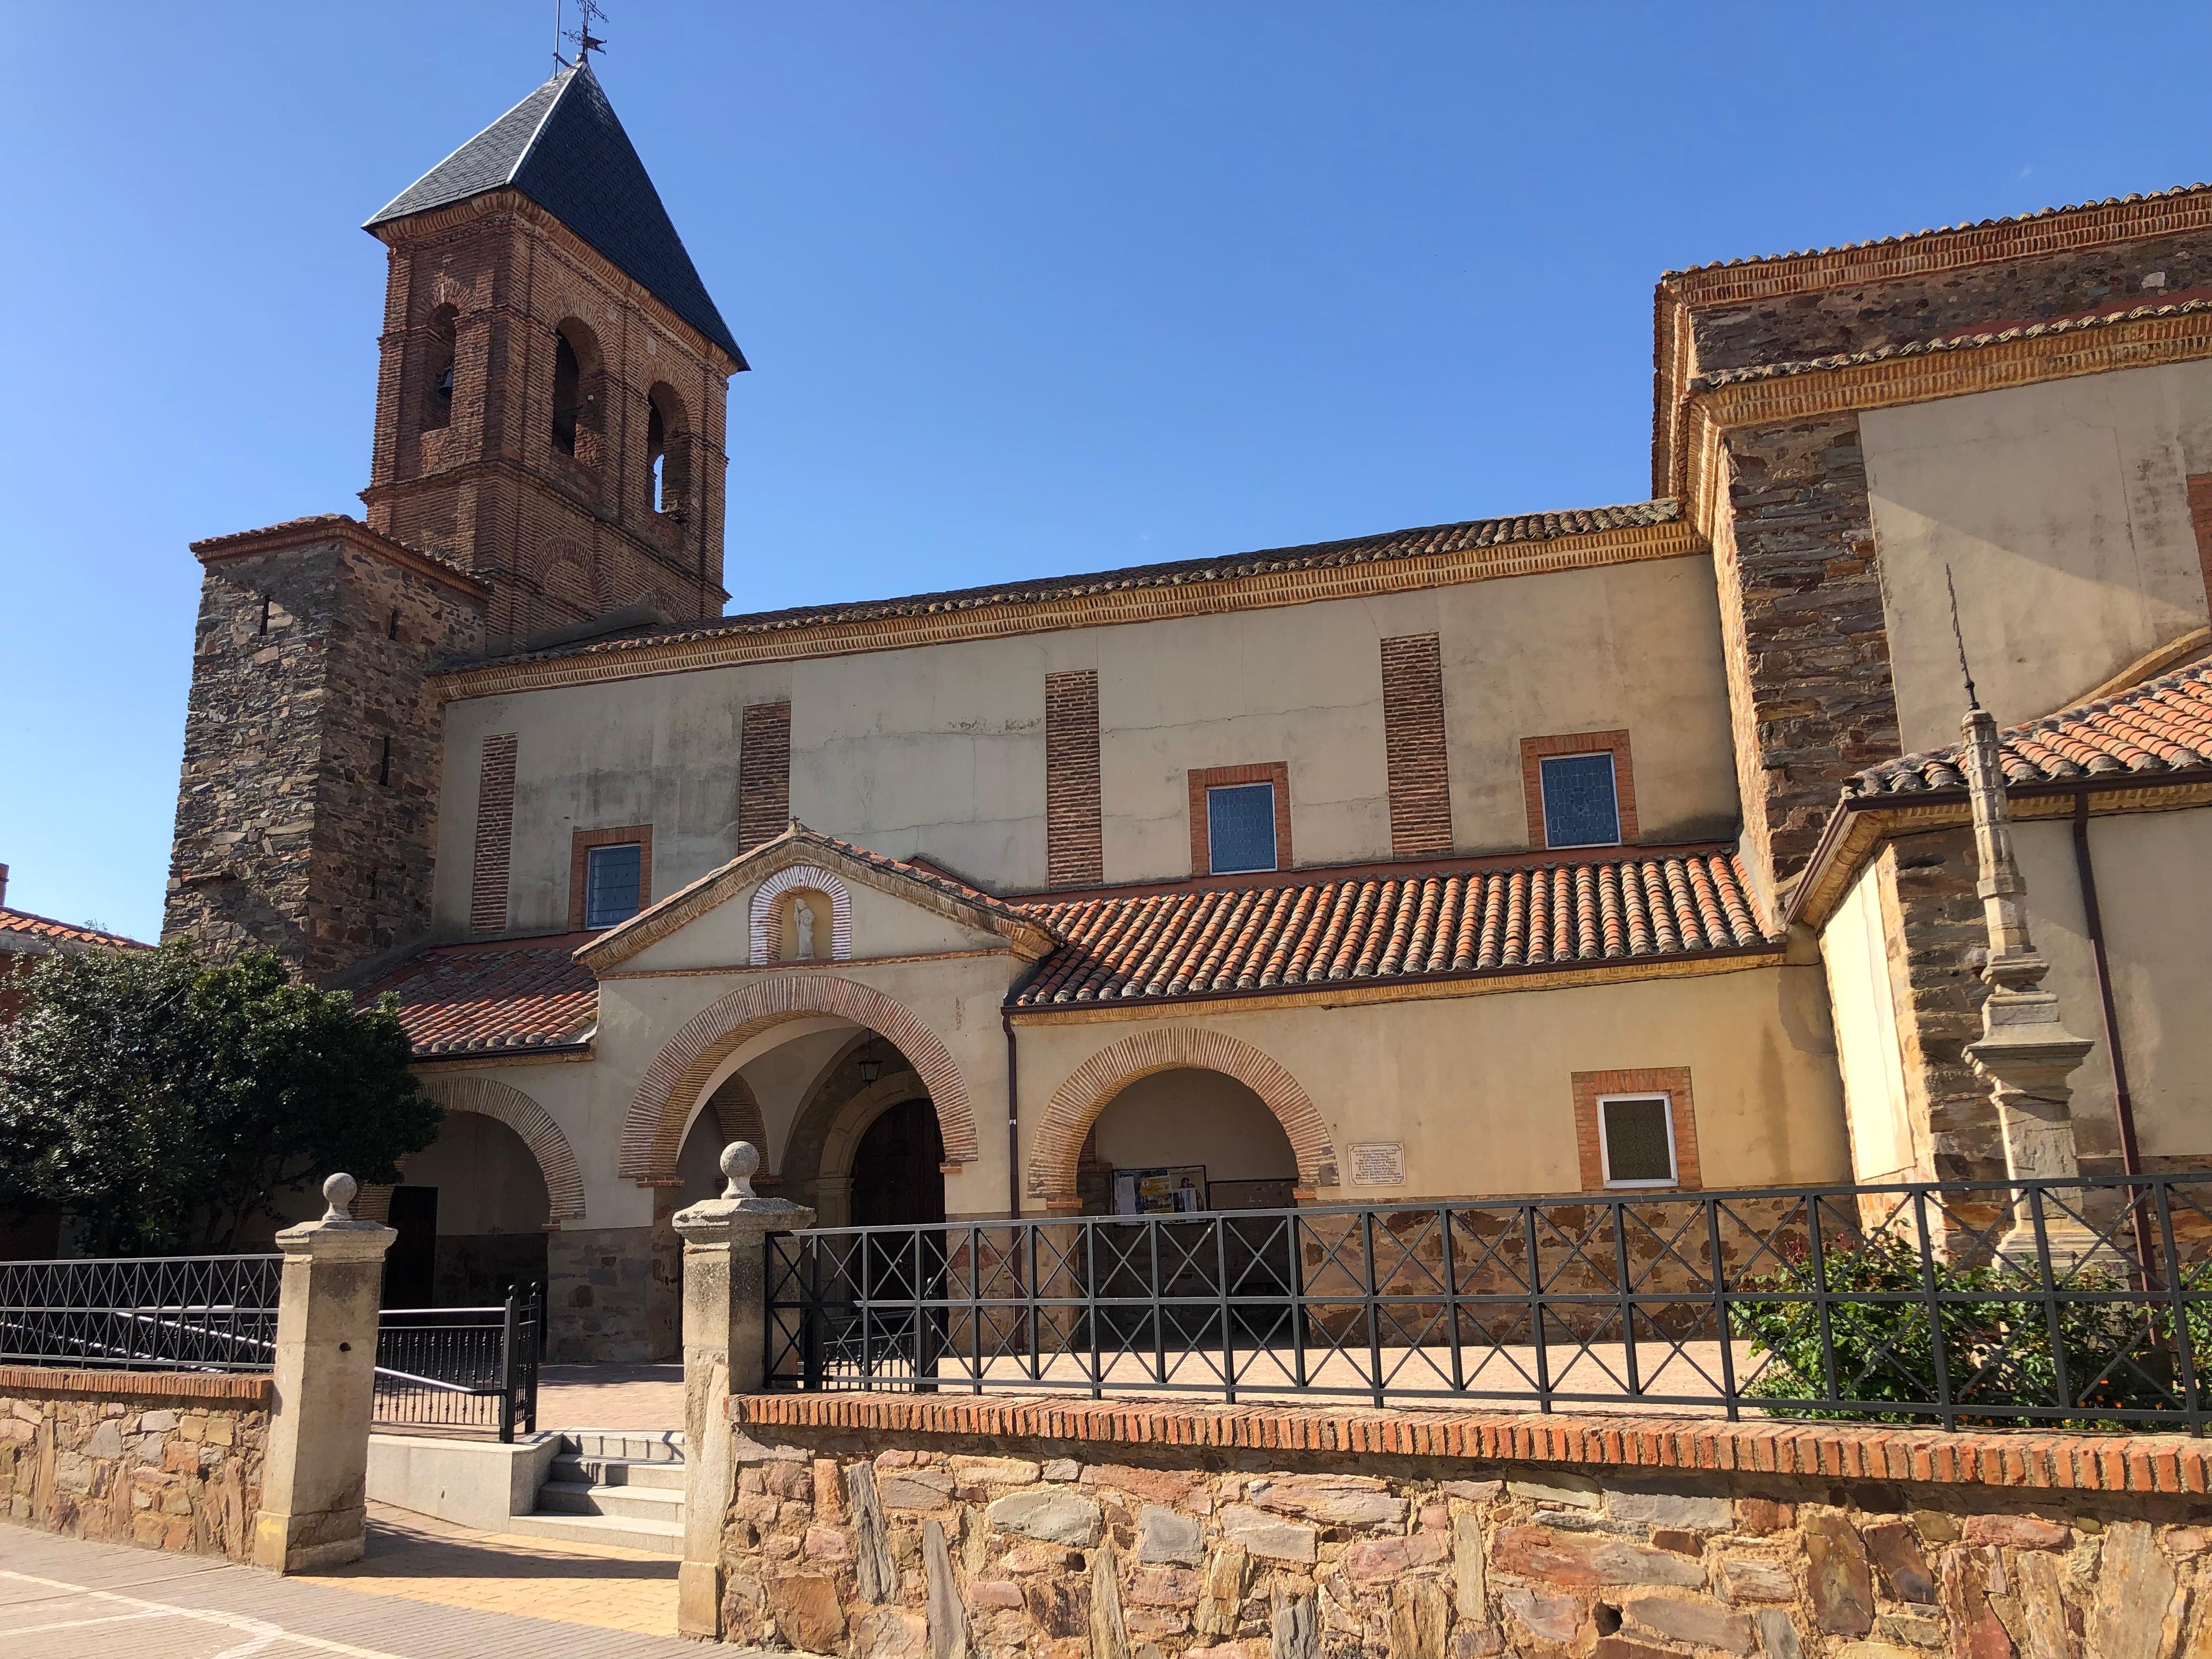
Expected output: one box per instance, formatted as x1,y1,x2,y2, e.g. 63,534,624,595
358,60,746,650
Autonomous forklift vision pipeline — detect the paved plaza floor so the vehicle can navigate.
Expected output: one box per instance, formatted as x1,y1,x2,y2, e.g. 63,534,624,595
0,1503,730,1658
537,1361,687,1430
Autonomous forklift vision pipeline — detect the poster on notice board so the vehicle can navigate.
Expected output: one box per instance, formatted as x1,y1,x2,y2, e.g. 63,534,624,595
1112,1165,1209,1215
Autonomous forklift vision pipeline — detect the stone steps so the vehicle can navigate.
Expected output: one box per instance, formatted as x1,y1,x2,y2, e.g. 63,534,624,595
511,1430,687,1556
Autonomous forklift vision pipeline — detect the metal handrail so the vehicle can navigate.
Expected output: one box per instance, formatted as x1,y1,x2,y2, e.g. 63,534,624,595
764,1172,2212,1433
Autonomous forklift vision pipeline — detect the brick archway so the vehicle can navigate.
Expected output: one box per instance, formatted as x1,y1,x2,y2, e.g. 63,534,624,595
409,1073,587,1223
1030,1027,1338,1207
621,975,978,1183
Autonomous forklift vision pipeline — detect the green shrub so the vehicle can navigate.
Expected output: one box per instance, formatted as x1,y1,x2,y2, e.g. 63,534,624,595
1735,1232,2212,1429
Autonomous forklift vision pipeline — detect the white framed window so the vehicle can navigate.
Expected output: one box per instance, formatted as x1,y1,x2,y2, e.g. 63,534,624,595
1539,752,1622,848
1206,782,1278,874
1597,1093,1677,1188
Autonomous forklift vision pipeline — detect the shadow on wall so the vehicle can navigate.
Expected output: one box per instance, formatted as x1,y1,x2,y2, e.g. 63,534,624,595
1082,1066,1299,1215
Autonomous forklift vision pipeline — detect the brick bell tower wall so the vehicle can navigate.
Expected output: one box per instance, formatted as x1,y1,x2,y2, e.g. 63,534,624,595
164,525,486,984
361,194,737,652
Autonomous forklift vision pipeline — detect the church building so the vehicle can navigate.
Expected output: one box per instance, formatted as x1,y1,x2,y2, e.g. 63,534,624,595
162,60,2212,1359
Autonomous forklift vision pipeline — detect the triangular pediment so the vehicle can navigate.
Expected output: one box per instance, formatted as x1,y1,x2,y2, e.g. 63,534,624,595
574,824,1058,973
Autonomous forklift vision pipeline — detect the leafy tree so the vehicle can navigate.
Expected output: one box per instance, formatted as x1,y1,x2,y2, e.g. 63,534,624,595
0,945,440,1253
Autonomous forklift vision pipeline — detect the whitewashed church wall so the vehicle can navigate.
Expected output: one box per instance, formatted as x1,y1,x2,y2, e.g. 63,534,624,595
1817,860,1919,1184
431,552,1738,935
1863,358,2212,756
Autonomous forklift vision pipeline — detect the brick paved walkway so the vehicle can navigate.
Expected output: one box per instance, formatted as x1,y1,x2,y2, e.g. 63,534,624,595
0,1509,734,1657
537,1362,686,1431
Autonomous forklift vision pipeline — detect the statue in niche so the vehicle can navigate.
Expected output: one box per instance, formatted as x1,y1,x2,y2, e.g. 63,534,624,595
793,894,817,960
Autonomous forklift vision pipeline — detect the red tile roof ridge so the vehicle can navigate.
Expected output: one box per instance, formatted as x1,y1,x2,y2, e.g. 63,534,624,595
0,908,150,950
1661,180,2212,279
1847,656,2212,798
1007,839,1744,907
1011,846,1775,1009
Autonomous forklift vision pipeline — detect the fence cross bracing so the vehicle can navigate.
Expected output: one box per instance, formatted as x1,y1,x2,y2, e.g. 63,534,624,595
0,1255,281,1372
372,1283,542,1442
766,1173,2212,1433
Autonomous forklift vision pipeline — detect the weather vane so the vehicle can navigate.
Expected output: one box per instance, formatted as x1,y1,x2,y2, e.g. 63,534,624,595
553,0,608,73
1945,563,1980,711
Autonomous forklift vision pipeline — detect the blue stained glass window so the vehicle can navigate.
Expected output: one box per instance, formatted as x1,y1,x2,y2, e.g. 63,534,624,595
585,843,643,928
1540,753,1621,848
1206,783,1278,874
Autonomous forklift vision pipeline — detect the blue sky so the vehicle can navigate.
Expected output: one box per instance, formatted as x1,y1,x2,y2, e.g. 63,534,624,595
5,2,2208,941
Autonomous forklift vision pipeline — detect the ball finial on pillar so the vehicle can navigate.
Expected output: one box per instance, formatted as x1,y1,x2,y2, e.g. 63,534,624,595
321,1172,358,1223
719,1141,760,1202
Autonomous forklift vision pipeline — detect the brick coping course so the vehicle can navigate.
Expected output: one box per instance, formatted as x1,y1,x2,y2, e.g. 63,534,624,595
737,1391,2212,1496
0,1365,274,1404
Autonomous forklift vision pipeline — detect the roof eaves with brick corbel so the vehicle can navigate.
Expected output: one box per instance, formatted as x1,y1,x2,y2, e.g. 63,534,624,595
190,514,490,601
1650,181,2212,503
430,502,1698,698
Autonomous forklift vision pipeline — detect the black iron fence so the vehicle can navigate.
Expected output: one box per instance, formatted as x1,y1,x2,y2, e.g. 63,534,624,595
765,1173,2212,1433
0,1255,281,1372
372,1282,542,1442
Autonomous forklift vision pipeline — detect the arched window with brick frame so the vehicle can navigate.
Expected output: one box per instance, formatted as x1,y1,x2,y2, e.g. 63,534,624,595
421,304,457,431
550,317,604,467
646,382,690,519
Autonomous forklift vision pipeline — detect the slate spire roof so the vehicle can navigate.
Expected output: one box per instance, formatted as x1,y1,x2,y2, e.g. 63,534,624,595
366,62,744,366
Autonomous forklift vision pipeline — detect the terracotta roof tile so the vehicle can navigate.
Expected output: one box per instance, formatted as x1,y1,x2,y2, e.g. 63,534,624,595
357,933,599,1058
1010,847,1772,1009
1847,658,2212,798
0,908,149,952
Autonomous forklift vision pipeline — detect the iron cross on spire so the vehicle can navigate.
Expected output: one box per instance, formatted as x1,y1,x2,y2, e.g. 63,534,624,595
553,0,609,72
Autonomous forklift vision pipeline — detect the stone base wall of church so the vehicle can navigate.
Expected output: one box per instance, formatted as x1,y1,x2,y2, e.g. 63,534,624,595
0,1369,269,1562
714,1392,2212,1659
548,1224,672,1362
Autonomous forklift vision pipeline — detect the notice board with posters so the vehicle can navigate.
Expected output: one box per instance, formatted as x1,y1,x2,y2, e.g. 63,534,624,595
1112,1165,1210,1215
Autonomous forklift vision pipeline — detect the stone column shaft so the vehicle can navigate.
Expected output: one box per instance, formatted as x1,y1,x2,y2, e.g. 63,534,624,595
673,1143,813,1639
252,1175,395,1573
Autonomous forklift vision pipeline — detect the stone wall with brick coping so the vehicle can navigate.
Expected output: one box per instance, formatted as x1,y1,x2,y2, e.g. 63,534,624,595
0,1369,271,1562
713,1392,2212,1659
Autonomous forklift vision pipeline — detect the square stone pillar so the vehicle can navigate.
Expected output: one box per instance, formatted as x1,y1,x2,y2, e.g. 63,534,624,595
252,1174,396,1573
673,1142,813,1639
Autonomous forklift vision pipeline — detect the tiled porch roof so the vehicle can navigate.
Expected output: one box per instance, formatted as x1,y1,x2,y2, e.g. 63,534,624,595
1010,847,1771,1009
1846,657,2212,798
358,933,599,1058
0,908,149,953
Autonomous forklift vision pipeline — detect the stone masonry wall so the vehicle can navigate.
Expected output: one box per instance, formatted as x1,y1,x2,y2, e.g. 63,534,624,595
1683,228,2212,377
1713,415,1900,891
719,1395,2212,1659
164,529,484,984
548,1223,666,1362
0,1369,269,1562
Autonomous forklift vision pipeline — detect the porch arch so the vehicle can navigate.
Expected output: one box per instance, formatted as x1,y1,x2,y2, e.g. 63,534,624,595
620,975,978,1182
1030,1027,1338,1206
418,1073,587,1223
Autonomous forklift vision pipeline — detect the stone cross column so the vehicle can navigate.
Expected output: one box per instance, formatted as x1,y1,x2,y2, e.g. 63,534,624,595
1956,706,2105,1267
252,1173,396,1573
672,1142,813,1639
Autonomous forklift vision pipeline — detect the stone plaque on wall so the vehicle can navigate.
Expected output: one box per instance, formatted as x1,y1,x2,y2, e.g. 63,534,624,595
1349,1142,1406,1186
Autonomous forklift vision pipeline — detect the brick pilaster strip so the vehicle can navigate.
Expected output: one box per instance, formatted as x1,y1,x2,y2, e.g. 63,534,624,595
1380,634,1452,857
469,733,518,934
736,1392,2212,1495
738,701,793,850
2189,475,2212,609
1044,671,1104,888
0,1366,274,1405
